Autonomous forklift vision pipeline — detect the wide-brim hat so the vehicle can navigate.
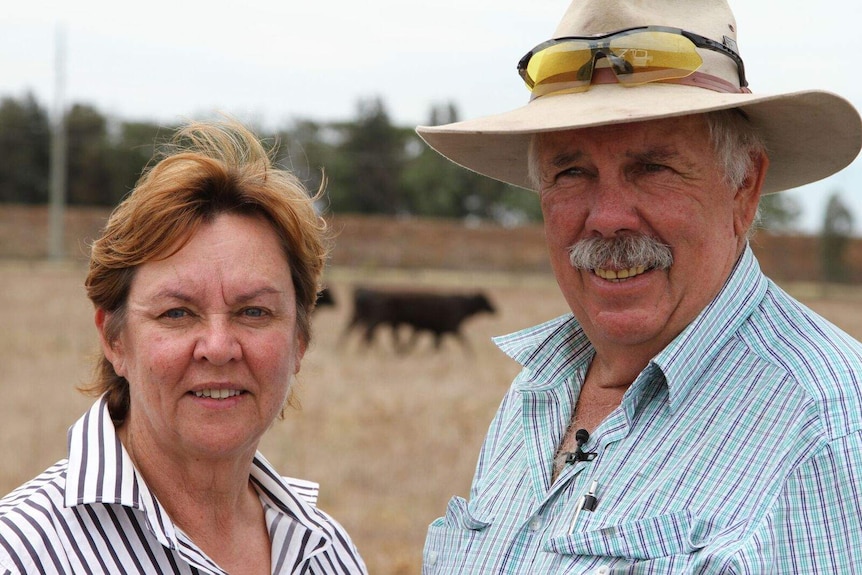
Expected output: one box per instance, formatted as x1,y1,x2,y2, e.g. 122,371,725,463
416,0,862,195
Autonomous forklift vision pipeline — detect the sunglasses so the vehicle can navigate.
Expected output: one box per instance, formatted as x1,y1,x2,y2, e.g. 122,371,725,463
517,26,748,98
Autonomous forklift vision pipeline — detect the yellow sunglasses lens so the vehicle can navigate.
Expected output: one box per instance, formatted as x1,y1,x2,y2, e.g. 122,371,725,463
525,40,595,93
608,31,703,84
523,30,704,97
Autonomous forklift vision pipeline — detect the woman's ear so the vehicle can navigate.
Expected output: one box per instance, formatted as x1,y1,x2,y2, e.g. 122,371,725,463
95,308,126,377
293,337,307,376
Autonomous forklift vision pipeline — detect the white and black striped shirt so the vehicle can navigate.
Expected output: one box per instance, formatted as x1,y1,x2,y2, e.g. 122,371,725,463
0,397,368,574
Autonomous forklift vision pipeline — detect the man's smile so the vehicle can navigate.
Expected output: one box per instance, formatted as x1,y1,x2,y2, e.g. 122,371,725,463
593,265,648,281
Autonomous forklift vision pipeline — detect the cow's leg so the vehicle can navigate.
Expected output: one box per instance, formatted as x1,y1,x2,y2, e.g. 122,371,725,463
396,329,421,354
362,322,380,347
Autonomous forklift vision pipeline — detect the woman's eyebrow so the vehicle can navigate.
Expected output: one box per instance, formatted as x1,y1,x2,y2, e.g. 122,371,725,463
150,288,194,303
231,286,284,304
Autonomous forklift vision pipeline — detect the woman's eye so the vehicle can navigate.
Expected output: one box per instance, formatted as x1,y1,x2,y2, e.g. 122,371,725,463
162,308,188,320
242,307,267,318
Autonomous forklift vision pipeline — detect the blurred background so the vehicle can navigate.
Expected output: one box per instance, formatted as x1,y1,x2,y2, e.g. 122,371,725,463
2,0,861,234
2,1,861,573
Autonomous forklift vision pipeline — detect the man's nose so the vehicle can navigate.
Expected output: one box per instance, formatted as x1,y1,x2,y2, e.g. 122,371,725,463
583,179,640,237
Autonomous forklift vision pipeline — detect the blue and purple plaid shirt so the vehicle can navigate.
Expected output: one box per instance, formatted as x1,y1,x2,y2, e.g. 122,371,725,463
424,245,862,574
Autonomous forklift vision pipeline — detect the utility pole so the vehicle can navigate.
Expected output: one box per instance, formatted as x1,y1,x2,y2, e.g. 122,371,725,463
48,24,67,260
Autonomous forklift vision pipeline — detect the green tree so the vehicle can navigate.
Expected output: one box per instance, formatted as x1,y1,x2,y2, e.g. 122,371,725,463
757,192,801,232
820,191,854,283
276,119,337,212
400,127,473,218
66,104,113,205
327,97,407,214
0,93,51,203
401,102,542,223
105,121,171,205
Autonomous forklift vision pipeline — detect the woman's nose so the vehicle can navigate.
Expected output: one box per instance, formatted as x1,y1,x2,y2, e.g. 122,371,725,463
193,316,242,365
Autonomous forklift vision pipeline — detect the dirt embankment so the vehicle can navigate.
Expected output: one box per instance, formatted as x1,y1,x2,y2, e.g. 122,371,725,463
1,204,860,283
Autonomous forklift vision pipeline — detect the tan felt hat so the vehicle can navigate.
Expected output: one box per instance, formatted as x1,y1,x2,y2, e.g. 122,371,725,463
416,0,862,194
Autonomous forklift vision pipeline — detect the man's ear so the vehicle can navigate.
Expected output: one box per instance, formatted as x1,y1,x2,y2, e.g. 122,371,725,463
95,308,126,377
734,151,770,237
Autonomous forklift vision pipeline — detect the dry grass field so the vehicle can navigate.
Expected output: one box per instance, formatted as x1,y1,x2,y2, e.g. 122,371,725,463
2,208,862,574
0,257,573,574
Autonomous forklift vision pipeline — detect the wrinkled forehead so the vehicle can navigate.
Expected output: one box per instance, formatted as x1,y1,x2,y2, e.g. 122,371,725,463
534,114,711,157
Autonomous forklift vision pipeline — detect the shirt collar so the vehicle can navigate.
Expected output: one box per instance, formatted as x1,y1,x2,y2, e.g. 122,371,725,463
64,397,176,547
65,396,141,509
250,454,332,550
494,313,593,392
64,396,335,558
652,244,767,411
493,245,767,409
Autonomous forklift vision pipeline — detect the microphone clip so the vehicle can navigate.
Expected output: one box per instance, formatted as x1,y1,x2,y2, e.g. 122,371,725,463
564,449,597,464
564,428,597,463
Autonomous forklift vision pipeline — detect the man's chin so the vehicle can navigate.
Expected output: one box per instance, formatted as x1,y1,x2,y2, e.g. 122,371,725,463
585,309,670,348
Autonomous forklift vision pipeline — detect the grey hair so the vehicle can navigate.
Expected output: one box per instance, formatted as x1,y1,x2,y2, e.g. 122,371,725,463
706,109,768,190
707,109,767,238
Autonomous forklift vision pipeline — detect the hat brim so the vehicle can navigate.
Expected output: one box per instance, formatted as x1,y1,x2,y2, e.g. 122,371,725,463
416,84,862,195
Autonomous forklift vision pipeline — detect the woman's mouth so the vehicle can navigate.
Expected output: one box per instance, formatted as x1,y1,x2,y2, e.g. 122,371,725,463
192,389,243,400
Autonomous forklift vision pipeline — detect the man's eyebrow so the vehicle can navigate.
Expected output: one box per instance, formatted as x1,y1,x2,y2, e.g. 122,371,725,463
548,151,584,170
628,146,683,164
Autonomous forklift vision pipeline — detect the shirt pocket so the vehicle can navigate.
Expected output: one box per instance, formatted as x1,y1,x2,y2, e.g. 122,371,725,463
546,509,717,561
423,496,493,574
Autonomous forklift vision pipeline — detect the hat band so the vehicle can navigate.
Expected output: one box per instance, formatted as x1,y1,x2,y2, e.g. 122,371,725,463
530,67,750,100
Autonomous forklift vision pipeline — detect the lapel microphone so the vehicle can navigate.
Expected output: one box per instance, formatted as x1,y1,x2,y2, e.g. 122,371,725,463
565,429,597,463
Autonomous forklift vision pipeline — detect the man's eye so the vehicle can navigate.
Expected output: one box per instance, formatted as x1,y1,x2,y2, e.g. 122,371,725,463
643,163,668,173
558,167,586,178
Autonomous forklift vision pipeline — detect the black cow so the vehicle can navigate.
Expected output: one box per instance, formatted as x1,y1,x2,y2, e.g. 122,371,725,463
341,287,495,352
316,286,336,308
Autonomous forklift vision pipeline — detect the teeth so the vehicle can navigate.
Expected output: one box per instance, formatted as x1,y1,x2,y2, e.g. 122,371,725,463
193,389,241,399
594,265,646,281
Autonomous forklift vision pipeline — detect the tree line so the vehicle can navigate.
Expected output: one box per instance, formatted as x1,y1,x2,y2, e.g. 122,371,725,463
1,92,817,227
2,91,855,280
0,93,542,224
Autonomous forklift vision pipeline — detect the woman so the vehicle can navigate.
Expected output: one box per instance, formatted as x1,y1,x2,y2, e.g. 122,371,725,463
0,119,367,574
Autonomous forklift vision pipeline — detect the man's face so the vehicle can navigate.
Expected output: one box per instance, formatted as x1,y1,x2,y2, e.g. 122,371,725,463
537,114,762,359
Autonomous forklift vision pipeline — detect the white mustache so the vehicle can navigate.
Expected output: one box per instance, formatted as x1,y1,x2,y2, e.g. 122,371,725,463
568,235,673,271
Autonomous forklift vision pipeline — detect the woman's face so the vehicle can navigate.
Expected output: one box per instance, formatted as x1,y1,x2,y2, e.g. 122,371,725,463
97,212,305,463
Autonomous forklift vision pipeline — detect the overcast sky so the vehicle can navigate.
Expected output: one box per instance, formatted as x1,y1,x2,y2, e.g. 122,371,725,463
2,0,860,233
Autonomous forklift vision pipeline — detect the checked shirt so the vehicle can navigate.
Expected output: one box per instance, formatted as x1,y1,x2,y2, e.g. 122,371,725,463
424,246,862,574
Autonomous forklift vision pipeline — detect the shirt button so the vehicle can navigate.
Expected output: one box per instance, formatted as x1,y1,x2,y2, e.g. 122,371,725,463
528,517,542,531
426,551,438,566
592,566,610,575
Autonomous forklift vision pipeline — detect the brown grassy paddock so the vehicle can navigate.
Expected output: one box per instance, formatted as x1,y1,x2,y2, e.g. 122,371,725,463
0,259,572,574
3,259,862,574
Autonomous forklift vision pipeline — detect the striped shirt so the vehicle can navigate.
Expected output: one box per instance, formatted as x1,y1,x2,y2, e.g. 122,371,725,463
423,245,862,574
0,397,368,574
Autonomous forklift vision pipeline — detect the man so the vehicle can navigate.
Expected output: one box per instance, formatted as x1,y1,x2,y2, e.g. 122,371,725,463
417,0,862,573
